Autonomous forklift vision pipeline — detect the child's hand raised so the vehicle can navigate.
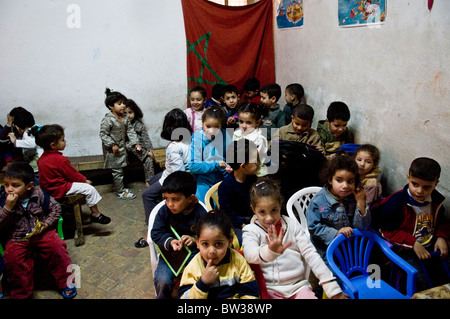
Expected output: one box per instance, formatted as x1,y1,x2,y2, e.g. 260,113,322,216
201,259,219,285
266,224,292,254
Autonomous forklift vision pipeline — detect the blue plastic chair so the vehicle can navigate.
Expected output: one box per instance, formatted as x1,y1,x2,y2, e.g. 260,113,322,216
326,229,418,299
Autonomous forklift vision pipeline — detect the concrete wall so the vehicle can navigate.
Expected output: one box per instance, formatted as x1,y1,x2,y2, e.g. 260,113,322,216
274,0,450,212
1,0,449,211
0,0,187,156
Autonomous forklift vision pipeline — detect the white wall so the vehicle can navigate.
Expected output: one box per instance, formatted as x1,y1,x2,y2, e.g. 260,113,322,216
274,0,450,211
0,0,187,156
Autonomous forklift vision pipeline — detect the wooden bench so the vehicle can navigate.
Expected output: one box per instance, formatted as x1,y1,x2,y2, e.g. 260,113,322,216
68,148,166,172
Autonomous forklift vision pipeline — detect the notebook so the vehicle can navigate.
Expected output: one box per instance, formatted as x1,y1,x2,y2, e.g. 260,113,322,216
155,226,192,276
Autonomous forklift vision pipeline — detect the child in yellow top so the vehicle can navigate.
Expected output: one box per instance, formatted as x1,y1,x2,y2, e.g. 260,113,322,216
178,211,260,299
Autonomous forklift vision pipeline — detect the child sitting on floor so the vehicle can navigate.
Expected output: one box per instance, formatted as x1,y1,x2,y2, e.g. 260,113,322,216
36,124,111,224
242,178,348,299
124,99,155,187
0,162,76,299
179,211,260,299
151,171,207,299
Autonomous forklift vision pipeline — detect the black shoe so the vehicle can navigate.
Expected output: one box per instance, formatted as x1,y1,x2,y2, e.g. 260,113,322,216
91,213,111,224
134,237,149,248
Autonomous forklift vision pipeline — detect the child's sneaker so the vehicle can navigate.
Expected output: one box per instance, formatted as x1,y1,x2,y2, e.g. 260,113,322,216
90,213,111,224
117,189,136,200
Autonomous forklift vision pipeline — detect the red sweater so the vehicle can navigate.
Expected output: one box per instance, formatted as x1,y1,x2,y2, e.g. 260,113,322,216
37,150,87,199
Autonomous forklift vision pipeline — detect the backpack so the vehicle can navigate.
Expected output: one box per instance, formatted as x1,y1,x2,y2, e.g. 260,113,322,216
271,140,326,200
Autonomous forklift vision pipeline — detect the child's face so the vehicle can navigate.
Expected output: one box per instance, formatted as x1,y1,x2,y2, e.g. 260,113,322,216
246,90,258,99
238,112,261,135
259,92,276,108
329,169,356,199
51,135,66,151
202,117,222,140
109,100,126,117
407,175,438,202
223,92,239,110
284,89,296,105
327,119,348,139
355,151,375,176
291,116,311,135
4,177,33,200
251,196,282,229
189,91,206,112
196,226,232,266
124,107,135,121
163,192,194,215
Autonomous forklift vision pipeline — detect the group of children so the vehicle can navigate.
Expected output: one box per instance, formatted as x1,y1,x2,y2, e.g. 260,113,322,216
147,79,449,300
0,78,448,299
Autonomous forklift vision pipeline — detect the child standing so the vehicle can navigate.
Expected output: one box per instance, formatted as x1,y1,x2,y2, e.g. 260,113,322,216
232,102,268,177
259,83,286,141
36,124,111,224
184,85,207,134
219,139,259,245
306,155,370,262
151,171,207,299
99,88,141,200
375,157,450,291
0,162,76,299
124,99,155,186
222,85,241,129
138,109,192,248
283,83,305,124
242,178,347,299
317,101,354,158
277,104,323,150
179,211,260,299
354,144,382,207
189,107,232,203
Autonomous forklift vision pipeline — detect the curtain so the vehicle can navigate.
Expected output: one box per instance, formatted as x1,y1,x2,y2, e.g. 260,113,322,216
181,0,275,100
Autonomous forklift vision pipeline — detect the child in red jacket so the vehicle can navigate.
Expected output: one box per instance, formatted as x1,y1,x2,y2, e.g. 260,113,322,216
375,157,449,291
36,124,110,224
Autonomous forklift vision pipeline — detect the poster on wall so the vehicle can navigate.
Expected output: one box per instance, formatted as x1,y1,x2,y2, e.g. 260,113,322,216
276,0,303,29
339,0,386,27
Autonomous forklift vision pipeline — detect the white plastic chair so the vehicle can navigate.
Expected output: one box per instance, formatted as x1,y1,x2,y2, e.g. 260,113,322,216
147,200,208,276
286,186,322,279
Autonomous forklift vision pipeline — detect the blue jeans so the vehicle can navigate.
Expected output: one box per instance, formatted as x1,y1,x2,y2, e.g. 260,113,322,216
142,172,163,225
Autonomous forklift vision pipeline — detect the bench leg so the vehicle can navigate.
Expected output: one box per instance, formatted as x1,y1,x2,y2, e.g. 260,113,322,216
73,202,85,246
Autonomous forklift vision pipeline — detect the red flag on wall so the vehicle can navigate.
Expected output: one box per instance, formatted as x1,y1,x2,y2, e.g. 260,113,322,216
181,0,275,101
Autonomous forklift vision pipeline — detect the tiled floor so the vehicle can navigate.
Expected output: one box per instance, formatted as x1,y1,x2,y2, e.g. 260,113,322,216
2,180,156,299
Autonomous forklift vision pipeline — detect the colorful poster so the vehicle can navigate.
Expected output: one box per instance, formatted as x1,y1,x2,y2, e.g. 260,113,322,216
339,0,386,27
276,0,303,29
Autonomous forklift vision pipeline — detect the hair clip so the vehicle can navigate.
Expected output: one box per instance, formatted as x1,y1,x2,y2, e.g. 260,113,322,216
34,124,42,132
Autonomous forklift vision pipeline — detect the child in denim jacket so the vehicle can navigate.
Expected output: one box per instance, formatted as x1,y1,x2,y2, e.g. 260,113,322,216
306,155,371,263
